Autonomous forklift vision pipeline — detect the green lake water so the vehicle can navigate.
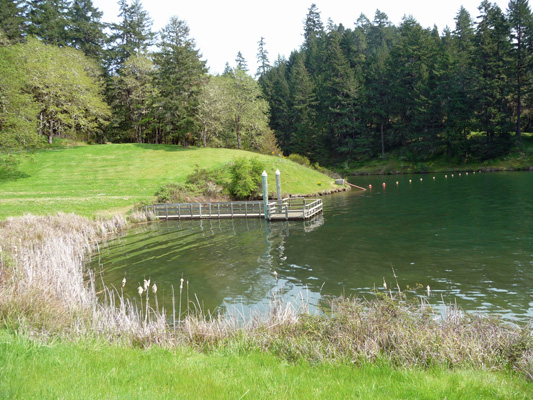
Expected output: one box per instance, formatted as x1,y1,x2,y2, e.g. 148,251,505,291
91,171,532,322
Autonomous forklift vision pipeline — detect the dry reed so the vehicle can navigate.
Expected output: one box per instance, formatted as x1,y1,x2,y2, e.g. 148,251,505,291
0,213,531,378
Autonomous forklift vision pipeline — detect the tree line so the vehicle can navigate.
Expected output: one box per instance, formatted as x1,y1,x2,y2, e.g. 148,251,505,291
0,0,272,166
260,1,533,164
1,0,532,169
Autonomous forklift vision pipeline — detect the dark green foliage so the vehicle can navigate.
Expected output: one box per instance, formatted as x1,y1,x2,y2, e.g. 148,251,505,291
227,157,265,200
153,16,207,146
258,2,532,166
25,0,70,45
106,0,154,73
66,0,106,60
0,0,25,42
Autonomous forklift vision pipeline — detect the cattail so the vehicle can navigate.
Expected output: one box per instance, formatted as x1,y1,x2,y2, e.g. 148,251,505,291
138,286,143,296
152,283,157,294
144,279,150,291
383,278,387,290
122,277,126,288
180,278,184,290
426,285,431,297
273,271,278,280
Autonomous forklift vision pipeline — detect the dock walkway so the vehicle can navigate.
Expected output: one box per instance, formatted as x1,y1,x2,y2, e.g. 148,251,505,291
148,197,323,221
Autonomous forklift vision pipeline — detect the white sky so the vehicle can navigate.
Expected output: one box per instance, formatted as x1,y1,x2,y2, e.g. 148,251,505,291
92,0,511,75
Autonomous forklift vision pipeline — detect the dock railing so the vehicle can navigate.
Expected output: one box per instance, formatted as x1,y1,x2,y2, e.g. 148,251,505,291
148,197,323,220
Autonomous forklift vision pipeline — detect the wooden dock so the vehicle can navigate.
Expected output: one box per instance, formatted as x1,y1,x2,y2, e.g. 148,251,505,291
148,197,323,221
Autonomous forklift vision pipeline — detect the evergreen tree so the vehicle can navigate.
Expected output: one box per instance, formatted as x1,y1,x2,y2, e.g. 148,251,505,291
318,30,361,158
110,54,157,143
442,6,478,158
474,1,513,156
256,36,270,77
303,3,324,46
66,0,106,60
154,16,207,146
0,0,25,42
259,57,291,152
388,17,440,158
107,0,154,73
364,10,396,158
302,3,325,76
507,0,532,140
288,52,319,158
235,51,248,72
25,0,69,46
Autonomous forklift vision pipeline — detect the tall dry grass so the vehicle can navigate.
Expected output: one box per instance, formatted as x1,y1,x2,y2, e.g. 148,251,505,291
0,213,531,379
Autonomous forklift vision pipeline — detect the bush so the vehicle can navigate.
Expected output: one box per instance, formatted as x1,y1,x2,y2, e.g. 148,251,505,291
288,153,311,167
155,183,198,203
227,157,265,200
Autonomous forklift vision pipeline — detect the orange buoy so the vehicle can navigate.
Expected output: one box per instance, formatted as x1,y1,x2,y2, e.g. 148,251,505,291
445,175,448,178
409,179,412,184
396,181,399,185
420,178,423,181
433,176,435,180
369,184,372,189
382,182,386,187
452,174,454,177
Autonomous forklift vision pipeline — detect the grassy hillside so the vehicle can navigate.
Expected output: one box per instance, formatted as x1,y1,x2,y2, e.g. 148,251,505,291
346,133,533,175
0,143,337,220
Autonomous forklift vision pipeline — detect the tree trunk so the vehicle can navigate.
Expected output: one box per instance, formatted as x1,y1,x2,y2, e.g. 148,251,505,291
202,126,207,147
48,119,53,145
236,115,242,149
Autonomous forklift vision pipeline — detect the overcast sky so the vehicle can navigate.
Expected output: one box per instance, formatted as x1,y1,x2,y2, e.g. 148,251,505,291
92,0,511,75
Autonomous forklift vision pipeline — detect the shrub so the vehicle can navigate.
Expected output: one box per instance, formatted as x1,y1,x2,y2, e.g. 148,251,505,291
288,153,311,167
155,183,198,203
227,157,265,200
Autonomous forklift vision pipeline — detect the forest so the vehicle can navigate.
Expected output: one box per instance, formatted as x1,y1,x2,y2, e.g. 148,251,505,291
0,0,532,168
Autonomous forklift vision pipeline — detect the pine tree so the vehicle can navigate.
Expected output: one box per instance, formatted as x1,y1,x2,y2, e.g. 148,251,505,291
318,30,360,158
364,10,396,158
474,0,513,156
66,0,106,60
442,6,478,158
256,36,270,77
288,52,318,158
154,16,207,146
235,51,248,72
0,0,25,42
107,0,154,73
26,0,70,46
507,0,532,140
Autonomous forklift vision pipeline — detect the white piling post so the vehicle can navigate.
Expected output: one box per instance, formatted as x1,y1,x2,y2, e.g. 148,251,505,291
262,171,268,220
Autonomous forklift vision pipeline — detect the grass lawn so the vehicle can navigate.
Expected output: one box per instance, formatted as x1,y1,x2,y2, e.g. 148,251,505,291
0,143,337,220
0,331,530,400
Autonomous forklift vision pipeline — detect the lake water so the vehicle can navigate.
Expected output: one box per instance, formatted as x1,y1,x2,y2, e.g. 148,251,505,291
90,172,533,323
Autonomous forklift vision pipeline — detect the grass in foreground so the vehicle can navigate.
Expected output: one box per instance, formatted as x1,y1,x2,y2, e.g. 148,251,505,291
0,143,338,220
0,331,531,400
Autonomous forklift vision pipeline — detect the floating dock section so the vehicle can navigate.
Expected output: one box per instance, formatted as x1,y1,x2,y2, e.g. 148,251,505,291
148,197,323,221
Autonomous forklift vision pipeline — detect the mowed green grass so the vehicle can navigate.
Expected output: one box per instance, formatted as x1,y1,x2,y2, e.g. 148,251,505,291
0,144,336,220
0,332,530,400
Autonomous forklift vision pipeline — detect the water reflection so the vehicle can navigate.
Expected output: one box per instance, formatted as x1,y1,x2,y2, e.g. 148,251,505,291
90,172,533,322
